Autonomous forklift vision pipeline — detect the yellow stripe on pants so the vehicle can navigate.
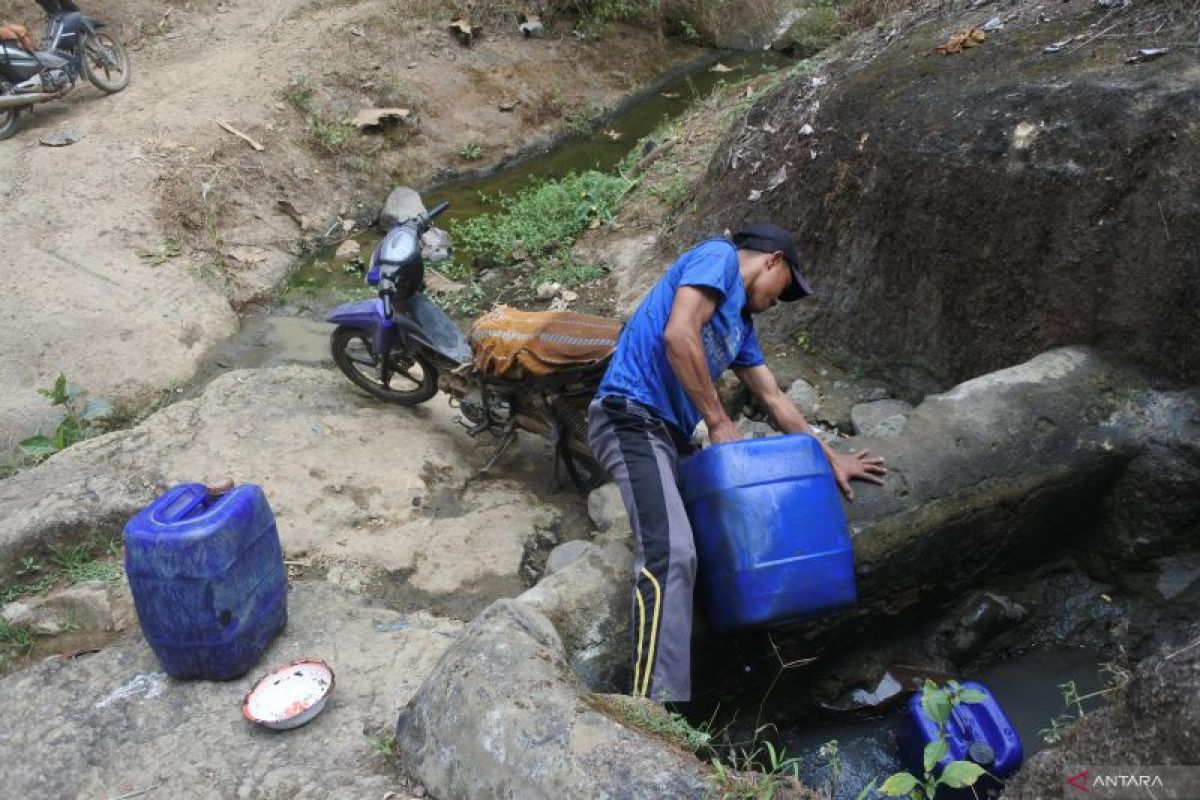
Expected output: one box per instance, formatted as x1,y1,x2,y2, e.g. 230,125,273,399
639,567,663,699
633,579,647,697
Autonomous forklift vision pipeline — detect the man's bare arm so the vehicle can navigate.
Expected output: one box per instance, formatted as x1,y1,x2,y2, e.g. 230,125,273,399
664,286,741,444
735,364,886,499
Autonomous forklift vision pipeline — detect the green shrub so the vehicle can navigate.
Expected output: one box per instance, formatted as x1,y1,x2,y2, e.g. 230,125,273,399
309,114,355,153
451,171,636,262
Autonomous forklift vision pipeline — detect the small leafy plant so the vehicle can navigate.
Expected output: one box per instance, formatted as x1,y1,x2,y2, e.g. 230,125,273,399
458,142,483,161
19,374,112,460
284,76,314,112
366,731,398,758
1039,671,1124,744
309,114,355,153
879,680,987,799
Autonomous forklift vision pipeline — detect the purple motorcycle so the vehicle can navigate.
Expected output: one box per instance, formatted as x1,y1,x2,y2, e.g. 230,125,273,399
325,200,607,490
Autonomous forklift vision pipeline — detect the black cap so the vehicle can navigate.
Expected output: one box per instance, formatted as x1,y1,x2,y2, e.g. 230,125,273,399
732,224,811,302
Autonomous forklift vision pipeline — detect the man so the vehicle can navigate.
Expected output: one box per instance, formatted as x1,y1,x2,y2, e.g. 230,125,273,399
587,224,886,703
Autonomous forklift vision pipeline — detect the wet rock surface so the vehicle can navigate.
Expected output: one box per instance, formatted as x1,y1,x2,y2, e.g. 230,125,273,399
394,599,711,800
0,581,462,799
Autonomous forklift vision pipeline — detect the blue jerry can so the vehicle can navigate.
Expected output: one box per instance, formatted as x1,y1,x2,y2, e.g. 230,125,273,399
900,681,1024,796
123,483,288,680
678,434,856,634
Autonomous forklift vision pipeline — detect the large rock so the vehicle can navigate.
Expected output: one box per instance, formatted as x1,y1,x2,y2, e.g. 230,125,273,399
521,536,634,691
850,399,913,438
0,581,463,798
394,599,711,800
587,482,630,534
0,366,565,617
697,348,1200,702
379,186,426,230
682,1,1200,395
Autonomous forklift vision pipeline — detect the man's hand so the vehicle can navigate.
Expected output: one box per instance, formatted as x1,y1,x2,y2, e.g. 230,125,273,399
828,448,886,500
708,418,742,445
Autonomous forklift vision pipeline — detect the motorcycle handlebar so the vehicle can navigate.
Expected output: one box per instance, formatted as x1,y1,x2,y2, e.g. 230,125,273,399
418,200,450,231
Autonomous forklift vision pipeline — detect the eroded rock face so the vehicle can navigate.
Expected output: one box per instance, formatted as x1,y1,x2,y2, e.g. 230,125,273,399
681,1,1200,396
394,599,711,800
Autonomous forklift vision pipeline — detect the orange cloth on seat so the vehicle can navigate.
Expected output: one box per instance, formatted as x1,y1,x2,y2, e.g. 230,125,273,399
469,306,622,378
0,23,35,51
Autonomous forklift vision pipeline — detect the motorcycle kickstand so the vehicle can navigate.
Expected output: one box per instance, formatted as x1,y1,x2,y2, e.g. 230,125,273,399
468,428,517,484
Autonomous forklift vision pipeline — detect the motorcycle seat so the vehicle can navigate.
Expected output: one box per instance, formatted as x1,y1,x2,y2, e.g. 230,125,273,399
469,306,623,380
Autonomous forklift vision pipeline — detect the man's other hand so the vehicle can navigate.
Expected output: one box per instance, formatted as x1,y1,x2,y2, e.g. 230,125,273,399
829,449,886,500
708,419,742,445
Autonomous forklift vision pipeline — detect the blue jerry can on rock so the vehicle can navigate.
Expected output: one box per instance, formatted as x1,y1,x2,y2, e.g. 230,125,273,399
899,681,1023,796
678,434,856,634
124,483,288,680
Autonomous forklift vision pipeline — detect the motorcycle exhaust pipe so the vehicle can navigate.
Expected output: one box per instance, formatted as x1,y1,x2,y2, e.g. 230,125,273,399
0,91,65,110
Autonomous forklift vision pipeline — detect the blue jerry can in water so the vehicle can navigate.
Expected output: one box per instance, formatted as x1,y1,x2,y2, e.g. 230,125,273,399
899,681,1024,795
678,434,856,634
123,483,288,680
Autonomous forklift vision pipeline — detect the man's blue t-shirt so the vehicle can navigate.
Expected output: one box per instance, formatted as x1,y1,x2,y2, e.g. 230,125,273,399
598,238,765,437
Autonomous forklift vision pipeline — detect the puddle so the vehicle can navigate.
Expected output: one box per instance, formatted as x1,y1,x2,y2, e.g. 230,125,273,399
774,647,1108,799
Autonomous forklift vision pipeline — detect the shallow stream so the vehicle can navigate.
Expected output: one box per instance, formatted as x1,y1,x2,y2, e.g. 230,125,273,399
190,50,788,390
779,647,1107,798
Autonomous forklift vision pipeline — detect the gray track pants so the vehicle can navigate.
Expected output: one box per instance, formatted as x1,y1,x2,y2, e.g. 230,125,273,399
587,396,698,702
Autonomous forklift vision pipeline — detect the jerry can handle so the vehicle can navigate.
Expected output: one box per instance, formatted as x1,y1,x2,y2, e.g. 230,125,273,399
154,483,212,524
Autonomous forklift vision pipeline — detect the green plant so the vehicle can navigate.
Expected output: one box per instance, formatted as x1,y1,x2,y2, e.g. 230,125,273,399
458,142,483,161
608,696,716,754
679,20,700,42
708,736,805,800
819,739,842,798
366,731,398,758
309,114,355,153
284,76,314,112
136,238,183,265
577,0,660,23
530,259,606,290
1039,672,1124,744
15,558,40,577
47,536,122,585
794,332,814,354
564,97,610,137
440,284,486,317
878,681,988,799
0,618,32,648
452,171,635,263
19,374,111,460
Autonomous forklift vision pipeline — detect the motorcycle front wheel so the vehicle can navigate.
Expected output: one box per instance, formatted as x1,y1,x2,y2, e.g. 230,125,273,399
82,31,131,93
0,89,21,140
330,325,439,405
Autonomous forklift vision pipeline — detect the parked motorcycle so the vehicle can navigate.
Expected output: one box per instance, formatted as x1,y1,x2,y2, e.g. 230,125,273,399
326,201,608,490
0,0,130,140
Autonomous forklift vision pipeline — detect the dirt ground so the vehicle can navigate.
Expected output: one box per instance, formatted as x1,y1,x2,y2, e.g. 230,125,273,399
0,0,701,458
